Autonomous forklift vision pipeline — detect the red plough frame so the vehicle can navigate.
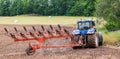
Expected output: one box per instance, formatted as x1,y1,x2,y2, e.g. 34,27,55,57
4,25,83,55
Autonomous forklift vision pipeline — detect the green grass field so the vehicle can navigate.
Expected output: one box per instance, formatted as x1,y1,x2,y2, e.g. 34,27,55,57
103,31,120,45
0,16,95,25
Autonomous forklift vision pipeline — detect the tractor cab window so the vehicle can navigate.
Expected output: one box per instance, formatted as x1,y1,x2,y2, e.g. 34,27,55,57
78,21,93,30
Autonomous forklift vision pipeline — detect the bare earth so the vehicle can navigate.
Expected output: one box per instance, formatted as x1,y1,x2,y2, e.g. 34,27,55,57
0,24,120,59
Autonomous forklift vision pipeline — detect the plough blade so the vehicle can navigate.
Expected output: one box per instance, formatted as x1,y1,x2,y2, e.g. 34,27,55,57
32,26,36,31
50,25,53,30
41,25,45,31
4,28,8,33
14,27,18,33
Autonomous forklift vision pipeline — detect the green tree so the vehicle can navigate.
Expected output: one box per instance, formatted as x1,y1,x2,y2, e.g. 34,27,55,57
48,0,67,15
66,0,79,15
27,0,36,14
84,0,95,16
67,0,95,16
95,0,120,31
9,0,25,15
0,0,11,16
67,0,85,16
22,0,31,14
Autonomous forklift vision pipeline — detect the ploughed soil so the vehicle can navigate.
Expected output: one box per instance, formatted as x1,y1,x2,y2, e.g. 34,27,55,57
0,24,120,59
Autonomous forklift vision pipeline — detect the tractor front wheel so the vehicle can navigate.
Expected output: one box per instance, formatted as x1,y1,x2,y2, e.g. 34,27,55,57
72,35,81,49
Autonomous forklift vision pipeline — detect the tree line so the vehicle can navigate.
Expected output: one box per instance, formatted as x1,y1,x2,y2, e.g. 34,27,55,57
0,0,95,16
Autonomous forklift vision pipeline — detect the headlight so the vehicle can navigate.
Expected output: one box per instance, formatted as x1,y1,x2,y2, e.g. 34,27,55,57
87,28,95,34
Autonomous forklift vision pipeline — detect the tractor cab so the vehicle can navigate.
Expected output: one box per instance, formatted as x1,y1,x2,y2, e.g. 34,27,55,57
77,20,95,30
72,19,96,35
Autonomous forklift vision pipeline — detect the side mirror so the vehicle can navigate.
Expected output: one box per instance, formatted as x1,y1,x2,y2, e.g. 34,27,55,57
93,26,96,28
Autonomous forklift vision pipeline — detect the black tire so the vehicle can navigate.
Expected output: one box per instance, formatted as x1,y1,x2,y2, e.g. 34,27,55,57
87,35,99,48
97,32,103,46
25,46,35,55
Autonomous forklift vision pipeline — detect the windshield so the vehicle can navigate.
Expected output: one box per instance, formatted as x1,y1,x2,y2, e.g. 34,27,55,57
78,22,92,30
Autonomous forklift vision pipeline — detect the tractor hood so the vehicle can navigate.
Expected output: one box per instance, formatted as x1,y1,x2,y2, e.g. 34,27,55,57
72,28,95,35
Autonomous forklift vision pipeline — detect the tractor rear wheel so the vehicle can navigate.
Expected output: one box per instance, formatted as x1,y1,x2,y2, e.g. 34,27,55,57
87,35,99,48
97,32,103,46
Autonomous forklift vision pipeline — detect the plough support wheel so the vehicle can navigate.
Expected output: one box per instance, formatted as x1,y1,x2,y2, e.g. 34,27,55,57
25,46,35,55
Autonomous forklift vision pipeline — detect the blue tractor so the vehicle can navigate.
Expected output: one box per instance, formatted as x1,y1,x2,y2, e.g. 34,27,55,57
72,19,103,48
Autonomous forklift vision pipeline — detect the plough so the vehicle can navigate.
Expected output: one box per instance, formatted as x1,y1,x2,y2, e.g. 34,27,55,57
4,25,83,55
